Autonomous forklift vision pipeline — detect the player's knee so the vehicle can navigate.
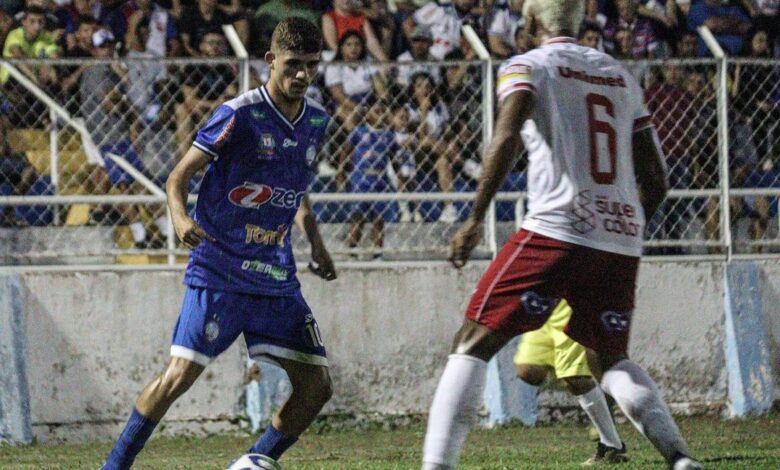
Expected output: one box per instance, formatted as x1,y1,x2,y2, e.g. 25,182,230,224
562,376,596,396
309,375,333,408
515,363,547,386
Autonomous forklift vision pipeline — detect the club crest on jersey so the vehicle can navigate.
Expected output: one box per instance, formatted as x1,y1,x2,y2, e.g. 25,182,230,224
228,182,305,209
306,145,317,166
258,133,275,155
601,310,631,333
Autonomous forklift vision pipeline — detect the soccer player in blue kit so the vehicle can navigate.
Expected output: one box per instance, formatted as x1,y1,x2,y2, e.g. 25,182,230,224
101,18,337,470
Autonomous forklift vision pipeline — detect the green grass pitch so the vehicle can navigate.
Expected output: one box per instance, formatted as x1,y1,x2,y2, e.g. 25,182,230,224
1,413,778,469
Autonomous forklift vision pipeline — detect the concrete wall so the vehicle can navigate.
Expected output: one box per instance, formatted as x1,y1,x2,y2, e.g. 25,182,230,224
1,260,776,443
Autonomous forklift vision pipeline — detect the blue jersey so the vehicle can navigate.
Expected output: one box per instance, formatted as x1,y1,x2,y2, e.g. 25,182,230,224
348,125,400,180
184,86,330,295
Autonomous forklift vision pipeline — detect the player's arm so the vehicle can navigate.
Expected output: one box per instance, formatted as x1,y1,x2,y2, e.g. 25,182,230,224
632,128,669,221
295,195,337,281
449,90,534,268
165,146,216,249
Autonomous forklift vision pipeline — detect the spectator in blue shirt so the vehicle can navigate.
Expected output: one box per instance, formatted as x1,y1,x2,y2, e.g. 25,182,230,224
687,0,752,56
344,96,405,257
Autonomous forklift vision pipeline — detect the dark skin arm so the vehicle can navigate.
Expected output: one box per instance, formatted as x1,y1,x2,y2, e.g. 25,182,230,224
295,195,337,281
449,90,535,268
632,127,669,221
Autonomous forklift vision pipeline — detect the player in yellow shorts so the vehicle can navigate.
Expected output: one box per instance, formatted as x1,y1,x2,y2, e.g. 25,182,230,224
515,300,628,466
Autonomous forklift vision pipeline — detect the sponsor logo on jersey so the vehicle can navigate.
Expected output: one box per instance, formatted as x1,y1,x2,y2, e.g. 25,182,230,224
214,115,236,148
283,138,298,148
241,259,288,281
309,115,328,127
570,190,597,234
245,223,288,246
595,195,640,237
558,67,627,88
228,182,305,209
601,310,631,333
570,191,640,237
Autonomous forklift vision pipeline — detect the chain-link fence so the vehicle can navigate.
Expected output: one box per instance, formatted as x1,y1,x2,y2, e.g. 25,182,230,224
1,56,778,264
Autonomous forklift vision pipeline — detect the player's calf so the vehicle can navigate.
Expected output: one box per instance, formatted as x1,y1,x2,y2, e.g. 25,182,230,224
248,361,332,461
136,357,205,420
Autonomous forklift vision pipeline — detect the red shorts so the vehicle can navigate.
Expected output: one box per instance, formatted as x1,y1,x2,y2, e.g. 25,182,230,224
465,229,639,355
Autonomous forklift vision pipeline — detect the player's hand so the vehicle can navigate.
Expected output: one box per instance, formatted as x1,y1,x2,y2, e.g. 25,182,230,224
309,245,337,281
449,218,482,269
173,215,216,249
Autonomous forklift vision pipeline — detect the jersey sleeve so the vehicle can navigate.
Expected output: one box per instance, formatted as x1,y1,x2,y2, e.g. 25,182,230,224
496,56,538,103
193,104,239,160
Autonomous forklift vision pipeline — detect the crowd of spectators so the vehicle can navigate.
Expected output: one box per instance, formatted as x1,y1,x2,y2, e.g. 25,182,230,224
0,0,778,251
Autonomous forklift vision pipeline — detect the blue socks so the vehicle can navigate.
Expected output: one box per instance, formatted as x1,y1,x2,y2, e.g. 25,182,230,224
249,424,298,460
103,408,159,470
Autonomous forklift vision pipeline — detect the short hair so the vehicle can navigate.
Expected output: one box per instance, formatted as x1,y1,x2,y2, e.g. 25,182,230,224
271,17,322,54
523,0,585,37
24,6,47,17
77,15,98,27
578,24,600,40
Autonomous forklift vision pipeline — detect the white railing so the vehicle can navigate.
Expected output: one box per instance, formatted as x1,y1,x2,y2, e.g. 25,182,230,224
1,49,779,264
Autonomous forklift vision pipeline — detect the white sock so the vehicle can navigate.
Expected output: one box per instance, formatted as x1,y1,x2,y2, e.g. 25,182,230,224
601,359,689,463
422,354,487,469
577,384,623,449
129,222,147,243
155,215,171,238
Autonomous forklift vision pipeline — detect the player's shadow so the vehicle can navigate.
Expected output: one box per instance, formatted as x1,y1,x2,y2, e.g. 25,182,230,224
702,455,772,465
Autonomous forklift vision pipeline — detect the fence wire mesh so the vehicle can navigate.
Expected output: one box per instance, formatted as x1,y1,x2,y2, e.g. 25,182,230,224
0,57,778,264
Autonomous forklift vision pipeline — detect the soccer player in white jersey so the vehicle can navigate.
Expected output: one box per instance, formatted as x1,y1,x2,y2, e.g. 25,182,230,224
421,1,703,469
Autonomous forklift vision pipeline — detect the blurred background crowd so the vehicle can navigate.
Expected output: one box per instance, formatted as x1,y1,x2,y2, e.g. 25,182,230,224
0,0,778,256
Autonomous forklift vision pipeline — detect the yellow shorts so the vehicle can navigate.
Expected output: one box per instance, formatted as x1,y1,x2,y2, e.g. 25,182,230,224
513,300,592,379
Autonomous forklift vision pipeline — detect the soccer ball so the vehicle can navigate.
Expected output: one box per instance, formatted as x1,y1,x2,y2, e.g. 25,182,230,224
226,453,282,470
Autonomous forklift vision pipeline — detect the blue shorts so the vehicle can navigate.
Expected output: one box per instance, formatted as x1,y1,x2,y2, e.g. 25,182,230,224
170,286,328,367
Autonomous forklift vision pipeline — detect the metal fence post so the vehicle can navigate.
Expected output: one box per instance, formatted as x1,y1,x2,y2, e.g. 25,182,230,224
698,26,732,259
717,57,732,259
48,109,60,225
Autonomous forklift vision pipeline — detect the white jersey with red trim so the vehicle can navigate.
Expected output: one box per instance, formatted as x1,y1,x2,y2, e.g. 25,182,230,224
497,37,655,257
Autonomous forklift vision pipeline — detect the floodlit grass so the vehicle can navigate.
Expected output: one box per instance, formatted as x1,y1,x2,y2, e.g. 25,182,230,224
1,413,778,469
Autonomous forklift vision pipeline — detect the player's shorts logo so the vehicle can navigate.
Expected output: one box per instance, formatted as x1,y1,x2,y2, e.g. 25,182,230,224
520,291,558,317
204,320,220,342
601,310,631,333
228,182,304,209
570,190,597,234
